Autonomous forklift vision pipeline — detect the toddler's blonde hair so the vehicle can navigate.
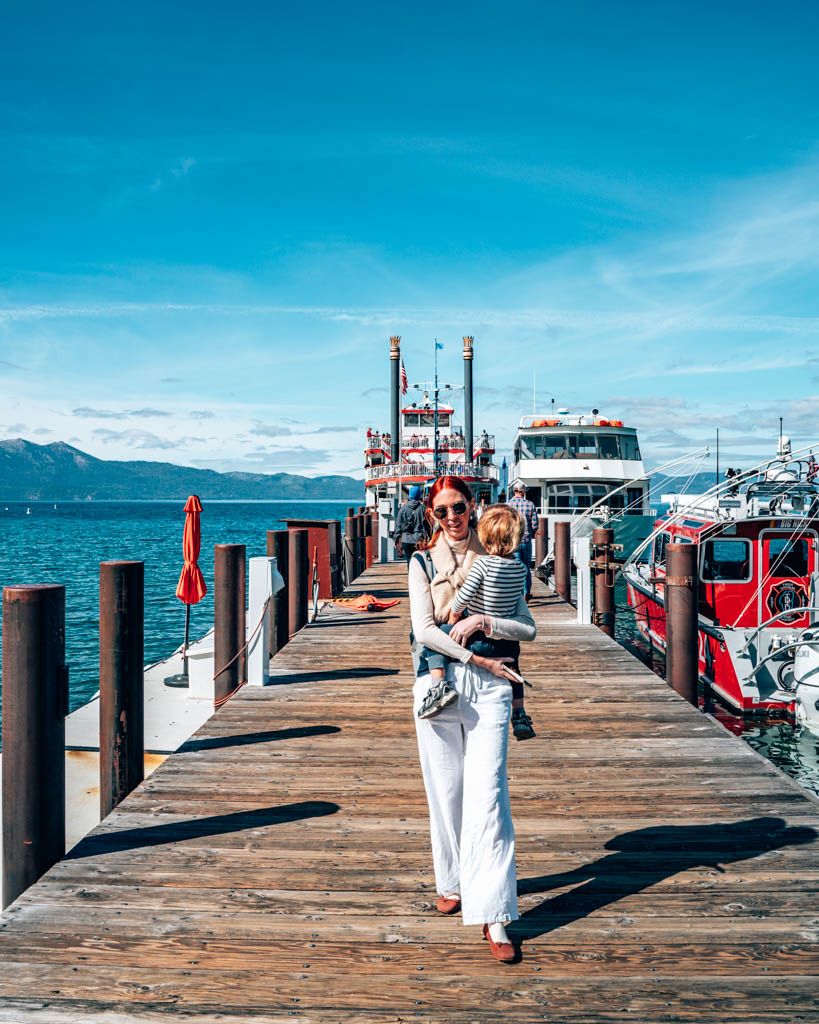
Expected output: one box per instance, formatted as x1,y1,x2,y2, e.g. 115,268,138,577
477,505,524,557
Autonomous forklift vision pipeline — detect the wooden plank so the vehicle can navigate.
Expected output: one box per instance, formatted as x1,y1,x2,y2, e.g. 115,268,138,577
1,565,818,1023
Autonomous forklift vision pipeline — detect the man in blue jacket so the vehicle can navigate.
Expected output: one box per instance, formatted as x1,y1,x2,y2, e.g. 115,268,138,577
393,485,427,563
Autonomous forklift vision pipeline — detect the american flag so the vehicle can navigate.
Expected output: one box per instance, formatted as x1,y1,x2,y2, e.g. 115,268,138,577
400,358,408,395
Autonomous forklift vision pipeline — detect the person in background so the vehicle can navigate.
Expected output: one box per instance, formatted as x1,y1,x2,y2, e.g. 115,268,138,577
507,481,539,599
393,485,427,562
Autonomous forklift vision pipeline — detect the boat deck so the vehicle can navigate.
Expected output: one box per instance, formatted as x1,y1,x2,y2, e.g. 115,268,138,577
1,563,818,1022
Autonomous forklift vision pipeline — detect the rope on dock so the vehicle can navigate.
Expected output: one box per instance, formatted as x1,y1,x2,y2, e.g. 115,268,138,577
212,596,271,708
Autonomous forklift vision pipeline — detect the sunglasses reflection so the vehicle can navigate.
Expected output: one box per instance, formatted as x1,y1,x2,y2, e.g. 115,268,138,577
432,502,468,520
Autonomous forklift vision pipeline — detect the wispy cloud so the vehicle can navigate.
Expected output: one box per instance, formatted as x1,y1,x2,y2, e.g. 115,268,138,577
73,406,171,419
92,428,178,449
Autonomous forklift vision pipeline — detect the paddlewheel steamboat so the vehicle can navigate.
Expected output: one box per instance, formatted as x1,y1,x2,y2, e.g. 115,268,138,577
364,336,499,507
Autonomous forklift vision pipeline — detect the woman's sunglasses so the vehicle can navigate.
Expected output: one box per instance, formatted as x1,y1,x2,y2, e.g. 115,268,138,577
432,501,468,520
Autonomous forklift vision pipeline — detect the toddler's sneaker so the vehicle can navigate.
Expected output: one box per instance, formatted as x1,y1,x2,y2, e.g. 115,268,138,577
511,708,536,741
417,679,458,719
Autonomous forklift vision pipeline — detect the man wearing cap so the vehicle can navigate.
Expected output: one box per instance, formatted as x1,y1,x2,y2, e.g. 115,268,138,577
507,481,539,598
393,485,427,563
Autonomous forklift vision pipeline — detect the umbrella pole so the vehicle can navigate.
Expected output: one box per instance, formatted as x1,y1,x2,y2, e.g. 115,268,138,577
164,603,192,688
182,603,191,676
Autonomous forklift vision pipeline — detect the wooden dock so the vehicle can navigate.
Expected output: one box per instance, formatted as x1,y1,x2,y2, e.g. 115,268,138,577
1,563,818,1022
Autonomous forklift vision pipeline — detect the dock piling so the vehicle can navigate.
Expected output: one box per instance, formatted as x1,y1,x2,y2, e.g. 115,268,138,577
358,509,370,577
554,521,572,603
99,561,144,817
266,530,289,653
368,508,379,563
288,528,309,636
343,515,357,584
535,515,549,567
592,528,616,638
1,584,67,909
666,543,700,706
214,544,246,704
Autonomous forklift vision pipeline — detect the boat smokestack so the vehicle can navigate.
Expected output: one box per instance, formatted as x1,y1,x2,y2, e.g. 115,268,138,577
463,336,474,461
390,336,401,466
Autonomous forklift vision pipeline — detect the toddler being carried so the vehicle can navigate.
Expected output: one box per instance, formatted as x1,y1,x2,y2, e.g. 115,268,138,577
416,504,536,741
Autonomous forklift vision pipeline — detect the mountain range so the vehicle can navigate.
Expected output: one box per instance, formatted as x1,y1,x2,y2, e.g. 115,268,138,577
0,439,363,501
0,438,725,502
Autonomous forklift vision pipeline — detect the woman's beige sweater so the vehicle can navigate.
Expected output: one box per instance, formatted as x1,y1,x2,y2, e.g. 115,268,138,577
407,530,536,665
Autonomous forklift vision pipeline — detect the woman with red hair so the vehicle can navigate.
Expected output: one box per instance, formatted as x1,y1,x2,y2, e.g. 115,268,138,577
408,475,536,963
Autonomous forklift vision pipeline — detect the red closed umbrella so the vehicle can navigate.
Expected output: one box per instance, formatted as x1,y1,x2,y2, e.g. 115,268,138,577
176,495,207,604
165,495,207,687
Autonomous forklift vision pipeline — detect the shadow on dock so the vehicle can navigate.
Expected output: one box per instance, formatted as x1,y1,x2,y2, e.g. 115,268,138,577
64,801,340,859
512,816,817,942
180,724,342,752
266,667,400,683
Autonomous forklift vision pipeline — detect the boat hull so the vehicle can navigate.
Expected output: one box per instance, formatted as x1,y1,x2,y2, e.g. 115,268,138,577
625,576,795,715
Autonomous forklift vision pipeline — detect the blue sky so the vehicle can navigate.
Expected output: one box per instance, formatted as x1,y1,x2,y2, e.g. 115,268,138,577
1,0,818,477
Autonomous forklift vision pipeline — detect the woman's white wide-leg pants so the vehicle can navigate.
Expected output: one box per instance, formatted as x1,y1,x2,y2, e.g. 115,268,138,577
413,661,518,926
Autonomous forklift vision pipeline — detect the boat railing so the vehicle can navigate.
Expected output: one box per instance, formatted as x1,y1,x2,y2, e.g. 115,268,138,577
366,433,496,454
365,435,391,454
366,461,499,483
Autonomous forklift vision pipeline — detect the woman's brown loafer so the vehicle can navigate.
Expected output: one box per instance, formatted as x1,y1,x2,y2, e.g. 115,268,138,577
482,923,518,962
436,895,461,915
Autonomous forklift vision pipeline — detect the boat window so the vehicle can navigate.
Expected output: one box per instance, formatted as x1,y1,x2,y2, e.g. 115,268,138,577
573,485,592,509
519,435,538,459
618,435,641,460
544,435,568,459
626,488,643,514
598,435,619,460
767,538,809,577
701,539,752,582
419,412,435,427
519,434,569,459
546,484,572,511
403,413,420,427
438,413,450,427
567,434,598,458
654,532,670,565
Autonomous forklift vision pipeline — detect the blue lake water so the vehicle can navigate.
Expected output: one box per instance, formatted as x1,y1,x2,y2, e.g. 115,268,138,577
0,500,351,739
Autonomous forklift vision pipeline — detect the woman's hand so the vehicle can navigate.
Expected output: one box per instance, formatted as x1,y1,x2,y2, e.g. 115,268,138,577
471,654,514,679
448,614,484,646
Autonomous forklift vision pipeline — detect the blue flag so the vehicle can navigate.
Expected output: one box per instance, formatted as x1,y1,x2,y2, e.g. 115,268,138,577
436,341,444,350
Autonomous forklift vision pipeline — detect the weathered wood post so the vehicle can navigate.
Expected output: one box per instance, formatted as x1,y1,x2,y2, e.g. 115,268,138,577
267,530,289,653
214,544,246,704
666,543,700,706
535,515,549,568
288,528,309,637
329,519,343,594
343,514,357,585
357,509,369,575
99,561,144,817
2,584,67,909
369,507,379,563
554,521,572,603
591,528,616,638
